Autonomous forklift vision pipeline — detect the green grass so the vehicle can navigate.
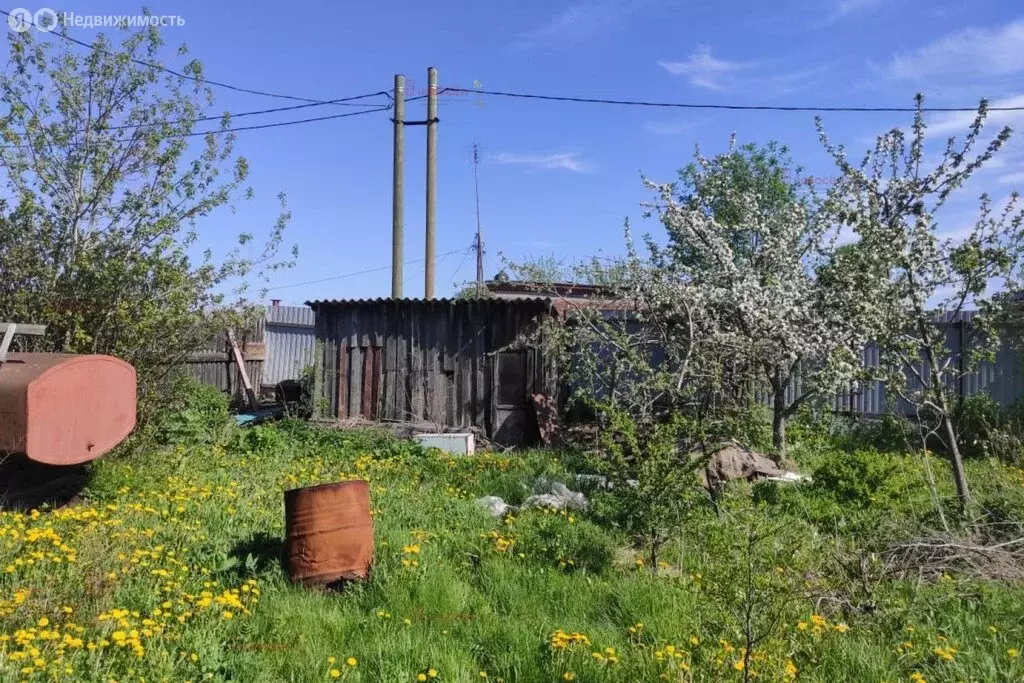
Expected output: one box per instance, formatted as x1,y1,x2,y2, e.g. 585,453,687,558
1,420,1023,682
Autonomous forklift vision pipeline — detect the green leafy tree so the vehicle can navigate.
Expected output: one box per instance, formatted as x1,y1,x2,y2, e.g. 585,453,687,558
818,95,1024,508
0,18,295,410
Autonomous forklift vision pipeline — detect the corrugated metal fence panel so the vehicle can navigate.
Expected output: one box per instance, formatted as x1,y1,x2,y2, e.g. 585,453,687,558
311,299,554,436
759,318,1024,417
264,305,316,386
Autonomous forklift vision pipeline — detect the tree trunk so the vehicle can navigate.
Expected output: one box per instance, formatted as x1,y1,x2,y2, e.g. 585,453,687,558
923,345,971,508
772,383,787,460
939,397,971,508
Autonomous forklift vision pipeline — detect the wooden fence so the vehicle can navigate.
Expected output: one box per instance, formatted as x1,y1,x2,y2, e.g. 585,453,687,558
176,320,265,405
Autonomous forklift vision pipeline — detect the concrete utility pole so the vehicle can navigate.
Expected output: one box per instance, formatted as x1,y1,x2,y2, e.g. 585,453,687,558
473,143,484,296
424,66,438,299
391,74,405,298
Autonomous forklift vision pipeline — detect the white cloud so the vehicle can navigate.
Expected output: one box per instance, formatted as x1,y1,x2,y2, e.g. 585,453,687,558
818,0,884,26
999,171,1024,185
659,46,828,94
515,0,646,49
492,152,593,173
925,93,1024,136
658,45,752,92
883,19,1024,83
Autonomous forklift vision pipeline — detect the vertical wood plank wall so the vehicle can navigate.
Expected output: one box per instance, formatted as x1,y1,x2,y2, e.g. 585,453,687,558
312,299,555,440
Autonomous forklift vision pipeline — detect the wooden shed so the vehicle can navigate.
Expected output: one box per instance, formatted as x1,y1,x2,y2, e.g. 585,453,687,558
306,297,556,445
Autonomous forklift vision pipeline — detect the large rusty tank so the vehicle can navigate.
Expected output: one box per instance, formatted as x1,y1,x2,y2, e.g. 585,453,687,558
0,353,137,465
285,480,374,587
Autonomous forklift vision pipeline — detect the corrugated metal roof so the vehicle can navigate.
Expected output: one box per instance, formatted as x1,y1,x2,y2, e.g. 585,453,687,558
306,297,554,308
266,304,315,325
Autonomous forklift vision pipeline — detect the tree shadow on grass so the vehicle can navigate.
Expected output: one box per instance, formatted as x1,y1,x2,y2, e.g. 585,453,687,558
228,532,286,579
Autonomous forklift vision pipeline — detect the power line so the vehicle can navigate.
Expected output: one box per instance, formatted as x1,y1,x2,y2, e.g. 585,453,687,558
0,8,342,105
447,248,473,289
0,92,390,140
0,105,391,150
183,105,392,137
269,248,468,291
447,88,1024,113
111,92,389,131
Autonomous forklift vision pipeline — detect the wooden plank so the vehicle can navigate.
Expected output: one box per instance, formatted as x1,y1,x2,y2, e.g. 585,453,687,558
185,351,232,362
336,344,348,419
455,306,466,426
399,305,410,421
383,306,396,422
0,323,47,336
430,311,446,425
443,304,455,425
361,345,373,418
227,328,257,409
474,306,487,430
410,309,424,421
243,342,266,361
0,325,17,364
350,346,364,420
371,346,382,420
467,308,479,429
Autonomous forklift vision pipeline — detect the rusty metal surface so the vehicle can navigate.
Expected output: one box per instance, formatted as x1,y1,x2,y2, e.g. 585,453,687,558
0,353,137,465
284,480,374,586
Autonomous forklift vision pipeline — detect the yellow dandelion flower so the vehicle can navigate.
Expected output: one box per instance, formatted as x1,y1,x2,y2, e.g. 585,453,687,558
834,623,849,633
417,675,427,682
37,617,49,627
329,669,341,679
1008,648,1019,659
346,657,357,667
733,660,745,671
428,669,438,678
479,672,487,679
563,674,576,681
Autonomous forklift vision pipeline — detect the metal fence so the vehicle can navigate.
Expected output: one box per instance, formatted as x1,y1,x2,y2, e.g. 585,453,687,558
769,313,1024,416
264,304,316,387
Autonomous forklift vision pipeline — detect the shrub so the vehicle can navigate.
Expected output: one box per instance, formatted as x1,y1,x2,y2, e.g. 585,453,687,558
954,393,1003,458
950,394,1024,465
756,447,931,539
511,508,613,574
709,403,774,452
151,377,233,446
840,412,913,453
591,408,707,570
809,448,901,509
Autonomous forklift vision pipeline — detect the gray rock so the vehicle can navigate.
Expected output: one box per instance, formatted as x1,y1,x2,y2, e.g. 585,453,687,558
474,496,511,518
522,481,589,511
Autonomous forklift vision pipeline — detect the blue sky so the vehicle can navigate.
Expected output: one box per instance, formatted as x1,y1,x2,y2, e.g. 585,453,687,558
6,0,1024,304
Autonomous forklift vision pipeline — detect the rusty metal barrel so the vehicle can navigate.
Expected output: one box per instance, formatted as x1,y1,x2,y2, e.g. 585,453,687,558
0,353,137,465
284,480,374,586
